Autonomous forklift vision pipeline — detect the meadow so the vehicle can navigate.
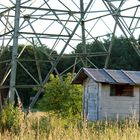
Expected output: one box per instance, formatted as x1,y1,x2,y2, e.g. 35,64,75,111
0,108,140,140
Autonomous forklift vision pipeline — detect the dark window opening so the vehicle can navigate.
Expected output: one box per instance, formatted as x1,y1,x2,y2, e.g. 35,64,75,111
110,84,134,97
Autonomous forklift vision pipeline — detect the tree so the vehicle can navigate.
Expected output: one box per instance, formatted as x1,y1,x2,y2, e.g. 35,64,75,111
37,73,82,119
73,36,140,70
104,36,140,70
0,45,57,106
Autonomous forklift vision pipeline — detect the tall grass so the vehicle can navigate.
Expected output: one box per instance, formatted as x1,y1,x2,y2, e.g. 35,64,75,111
0,108,140,140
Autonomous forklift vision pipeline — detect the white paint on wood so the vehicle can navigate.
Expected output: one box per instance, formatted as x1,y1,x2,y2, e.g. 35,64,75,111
83,78,99,121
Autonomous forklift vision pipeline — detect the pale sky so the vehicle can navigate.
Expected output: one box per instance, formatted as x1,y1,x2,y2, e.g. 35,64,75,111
0,0,140,53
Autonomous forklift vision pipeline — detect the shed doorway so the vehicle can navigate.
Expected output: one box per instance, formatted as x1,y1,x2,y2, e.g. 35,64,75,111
83,79,98,121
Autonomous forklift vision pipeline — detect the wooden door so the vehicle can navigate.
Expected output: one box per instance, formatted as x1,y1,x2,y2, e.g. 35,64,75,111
87,82,98,121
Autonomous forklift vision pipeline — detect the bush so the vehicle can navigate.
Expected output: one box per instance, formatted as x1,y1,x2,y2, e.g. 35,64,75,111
37,73,83,119
0,103,24,133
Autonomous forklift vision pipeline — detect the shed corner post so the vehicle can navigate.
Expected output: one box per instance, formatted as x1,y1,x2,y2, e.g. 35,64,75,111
138,86,140,126
82,80,86,121
97,83,102,120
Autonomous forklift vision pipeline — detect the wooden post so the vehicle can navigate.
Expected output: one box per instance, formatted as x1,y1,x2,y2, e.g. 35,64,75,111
0,92,2,111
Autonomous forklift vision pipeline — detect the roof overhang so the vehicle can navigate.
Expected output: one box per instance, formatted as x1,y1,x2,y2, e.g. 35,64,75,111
72,68,140,85
71,68,88,84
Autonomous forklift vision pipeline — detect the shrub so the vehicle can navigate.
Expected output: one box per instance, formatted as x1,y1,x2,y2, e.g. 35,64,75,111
37,73,82,119
0,103,24,133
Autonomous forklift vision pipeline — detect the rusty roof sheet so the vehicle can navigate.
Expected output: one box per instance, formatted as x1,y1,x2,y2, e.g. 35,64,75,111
72,68,140,85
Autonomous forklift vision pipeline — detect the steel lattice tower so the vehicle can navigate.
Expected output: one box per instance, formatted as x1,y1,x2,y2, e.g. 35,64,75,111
0,0,140,108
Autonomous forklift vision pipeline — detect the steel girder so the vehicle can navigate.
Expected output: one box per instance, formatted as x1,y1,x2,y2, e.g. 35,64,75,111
0,0,140,108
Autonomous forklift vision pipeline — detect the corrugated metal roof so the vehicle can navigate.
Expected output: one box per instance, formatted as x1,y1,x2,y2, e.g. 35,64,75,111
104,69,133,84
83,68,116,83
72,68,140,85
123,71,140,84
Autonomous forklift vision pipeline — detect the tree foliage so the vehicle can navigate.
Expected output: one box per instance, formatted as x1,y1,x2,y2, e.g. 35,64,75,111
0,35,140,108
74,36,140,70
106,36,140,70
37,73,82,119
0,45,57,106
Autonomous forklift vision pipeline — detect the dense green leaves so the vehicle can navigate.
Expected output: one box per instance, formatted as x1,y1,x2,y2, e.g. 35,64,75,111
0,35,140,108
37,73,82,119
74,36,140,70
104,36,140,70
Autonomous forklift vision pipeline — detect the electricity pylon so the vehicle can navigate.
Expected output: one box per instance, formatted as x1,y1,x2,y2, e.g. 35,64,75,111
0,0,140,108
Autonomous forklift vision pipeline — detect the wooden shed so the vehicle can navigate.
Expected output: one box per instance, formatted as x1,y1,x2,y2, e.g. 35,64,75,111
72,68,140,121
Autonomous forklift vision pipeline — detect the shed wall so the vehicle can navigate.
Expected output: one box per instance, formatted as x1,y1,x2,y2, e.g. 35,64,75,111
100,84,140,120
83,78,100,121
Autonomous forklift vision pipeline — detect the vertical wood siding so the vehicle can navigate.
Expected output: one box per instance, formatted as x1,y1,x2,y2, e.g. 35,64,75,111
83,78,99,121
